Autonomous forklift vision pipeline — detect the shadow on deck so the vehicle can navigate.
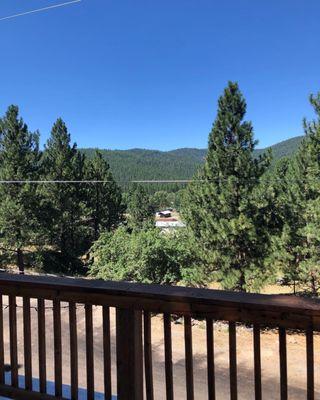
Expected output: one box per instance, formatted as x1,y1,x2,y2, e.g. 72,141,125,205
0,373,116,399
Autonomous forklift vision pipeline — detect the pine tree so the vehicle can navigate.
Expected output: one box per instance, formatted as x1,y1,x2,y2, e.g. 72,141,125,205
299,93,320,295
0,106,41,273
182,82,270,291
41,118,86,262
85,150,123,241
150,191,171,211
274,93,320,295
126,184,154,229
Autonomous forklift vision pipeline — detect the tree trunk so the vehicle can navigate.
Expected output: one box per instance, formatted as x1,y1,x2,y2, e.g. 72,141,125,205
239,269,246,292
311,275,317,297
17,248,25,274
94,185,100,241
61,231,67,259
94,216,99,241
61,235,65,257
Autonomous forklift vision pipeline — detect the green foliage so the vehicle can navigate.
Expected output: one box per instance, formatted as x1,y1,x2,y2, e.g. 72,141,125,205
34,249,84,275
40,118,87,260
0,109,124,274
0,89,319,296
254,136,303,160
271,93,320,295
0,106,41,272
90,227,205,286
126,184,154,229
182,82,272,292
80,136,303,193
149,190,183,211
150,190,176,211
176,229,209,287
84,150,123,240
80,148,204,193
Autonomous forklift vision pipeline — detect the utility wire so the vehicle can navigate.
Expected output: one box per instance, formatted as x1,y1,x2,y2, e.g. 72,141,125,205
0,0,82,22
0,180,191,184
0,178,315,184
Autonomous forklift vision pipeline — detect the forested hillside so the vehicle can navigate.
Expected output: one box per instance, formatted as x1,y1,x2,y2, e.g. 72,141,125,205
80,136,303,183
80,148,205,181
254,136,304,160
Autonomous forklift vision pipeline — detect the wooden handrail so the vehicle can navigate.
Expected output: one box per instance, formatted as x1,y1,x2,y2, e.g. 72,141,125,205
0,273,319,330
0,272,318,400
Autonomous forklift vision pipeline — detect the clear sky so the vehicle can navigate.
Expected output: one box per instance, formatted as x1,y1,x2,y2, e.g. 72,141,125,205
0,0,319,150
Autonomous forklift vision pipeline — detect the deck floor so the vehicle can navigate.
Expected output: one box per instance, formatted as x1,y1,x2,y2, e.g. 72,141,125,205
0,373,117,399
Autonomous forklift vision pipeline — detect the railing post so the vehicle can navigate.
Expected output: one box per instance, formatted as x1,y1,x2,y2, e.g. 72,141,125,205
116,308,143,400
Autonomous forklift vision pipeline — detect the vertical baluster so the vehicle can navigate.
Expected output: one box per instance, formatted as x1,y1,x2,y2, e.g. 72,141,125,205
306,327,314,400
253,324,262,400
69,302,78,400
85,304,94,400
184,316,194,400
23,297,32,390
53,299,62,397
103,306,112,400
9,295,18,388
37,298,46,394
0,295,4,384
116,309,143,400
206,318,215,400
279,327,287,400
163,313,174,400
144,312,154,400
229,321,237,400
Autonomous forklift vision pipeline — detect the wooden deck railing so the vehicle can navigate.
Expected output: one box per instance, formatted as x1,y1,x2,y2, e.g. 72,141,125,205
0,273,318,399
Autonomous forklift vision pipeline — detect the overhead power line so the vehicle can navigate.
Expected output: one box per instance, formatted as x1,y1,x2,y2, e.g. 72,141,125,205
0,177,315,184
0,180,191,184
0,0,82,22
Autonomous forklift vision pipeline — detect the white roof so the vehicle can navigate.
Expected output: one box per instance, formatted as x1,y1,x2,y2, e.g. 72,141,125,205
155,221,185,228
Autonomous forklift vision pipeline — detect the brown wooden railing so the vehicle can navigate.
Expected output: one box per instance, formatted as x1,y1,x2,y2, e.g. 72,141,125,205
0,273,318,399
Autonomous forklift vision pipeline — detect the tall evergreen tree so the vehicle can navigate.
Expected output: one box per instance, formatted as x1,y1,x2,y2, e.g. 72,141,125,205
85,150,123,240
41,118,86,261
0,106,40,273
150,191,171,211
182,82,270,291
274,93,320,295
126,184,154,229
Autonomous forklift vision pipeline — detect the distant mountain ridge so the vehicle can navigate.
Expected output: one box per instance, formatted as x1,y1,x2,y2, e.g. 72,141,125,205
80,136,304,183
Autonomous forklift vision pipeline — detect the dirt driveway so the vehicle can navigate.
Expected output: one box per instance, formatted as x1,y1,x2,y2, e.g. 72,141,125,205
1,297,319,399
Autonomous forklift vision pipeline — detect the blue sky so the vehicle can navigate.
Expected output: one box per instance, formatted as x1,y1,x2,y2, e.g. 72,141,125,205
0,0,319,150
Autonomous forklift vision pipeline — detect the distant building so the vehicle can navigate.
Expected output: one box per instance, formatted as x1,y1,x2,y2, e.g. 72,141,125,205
155,218,186,230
